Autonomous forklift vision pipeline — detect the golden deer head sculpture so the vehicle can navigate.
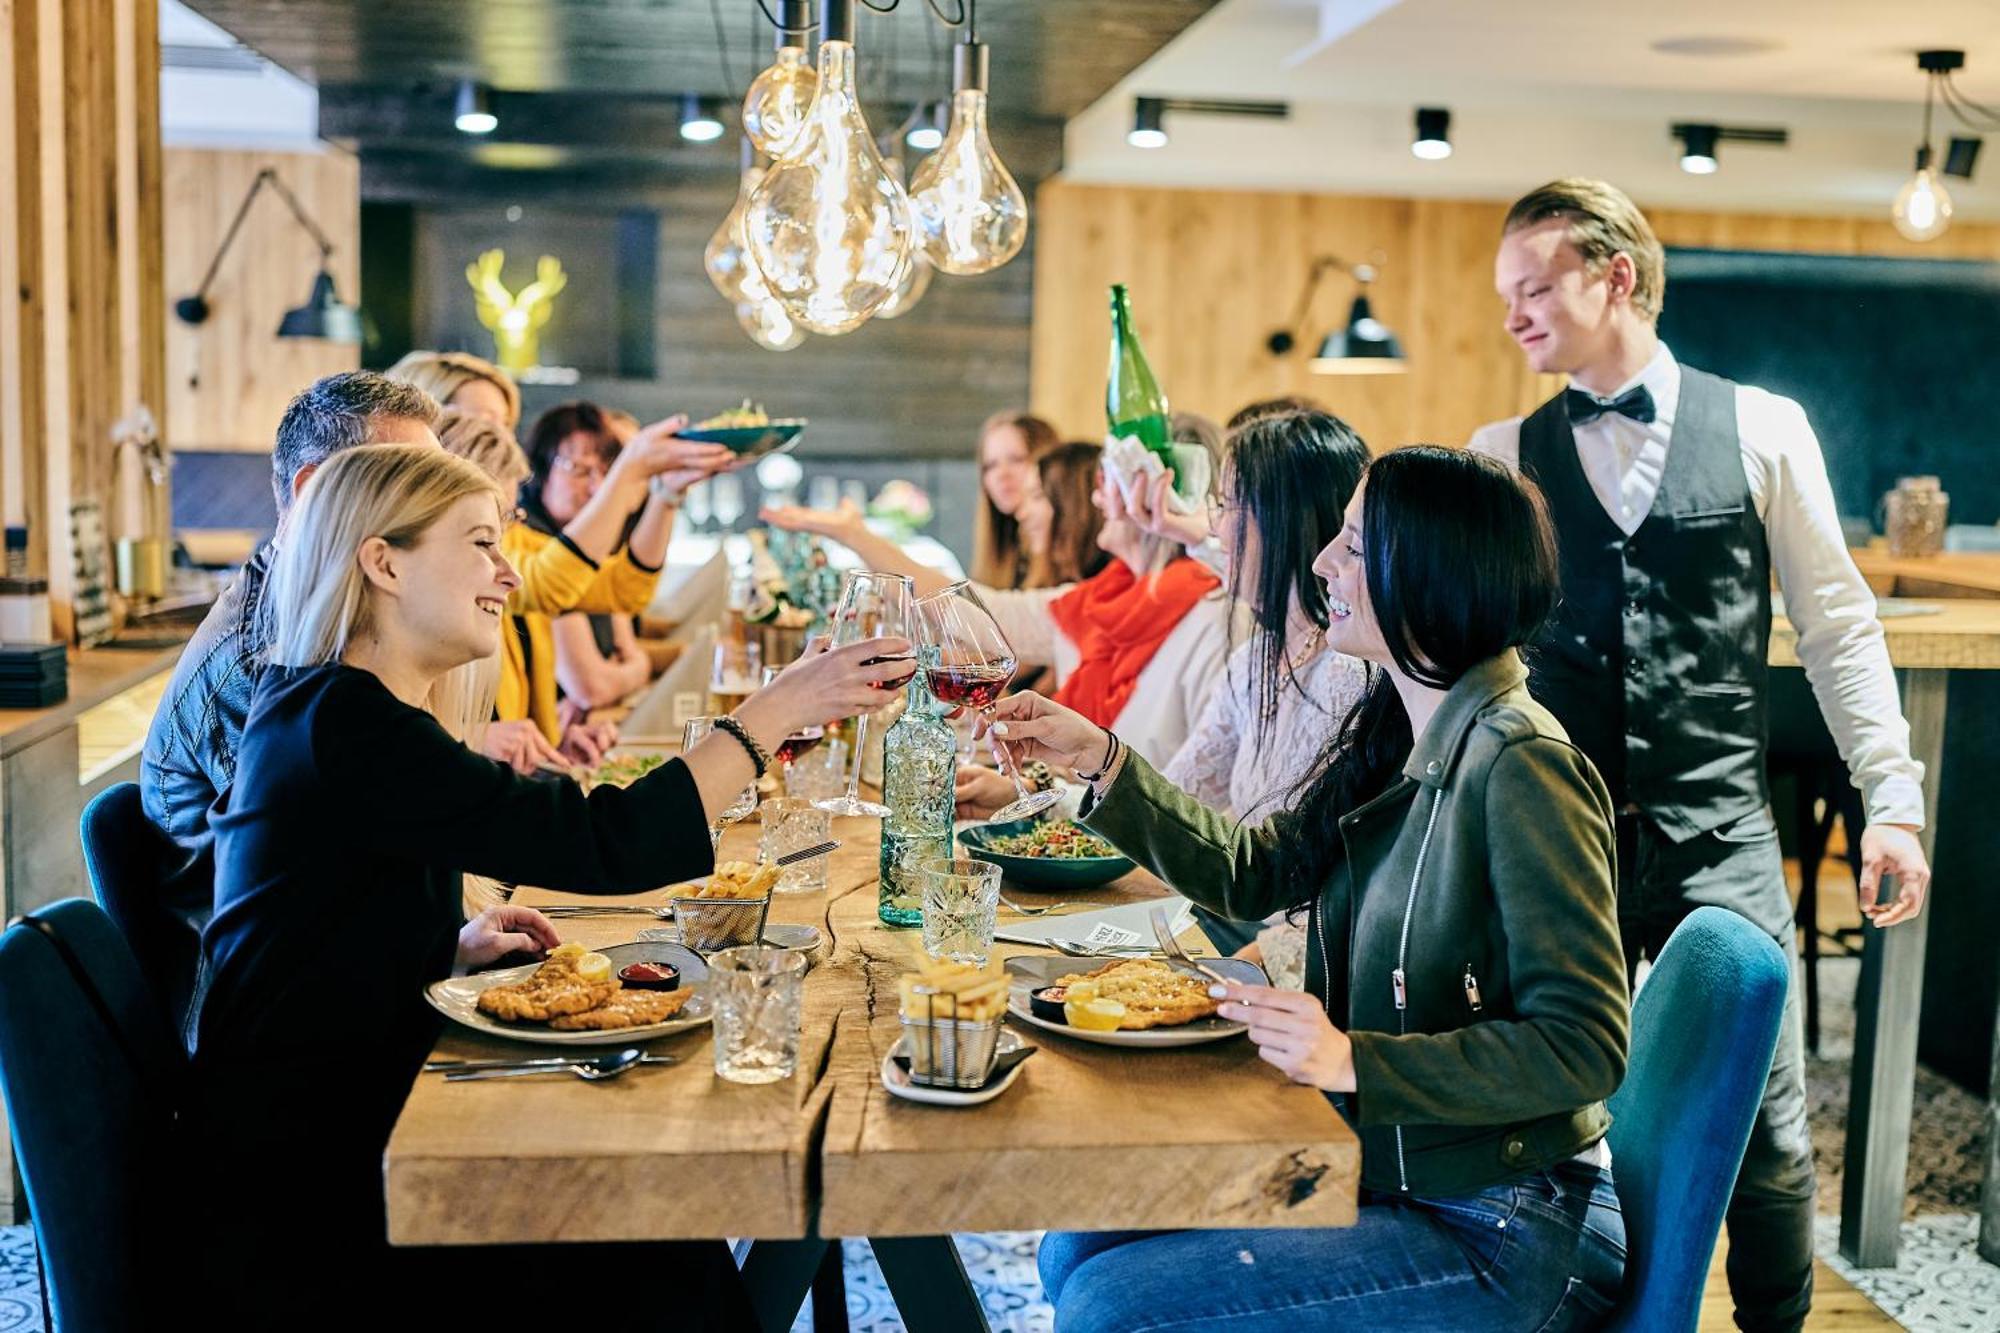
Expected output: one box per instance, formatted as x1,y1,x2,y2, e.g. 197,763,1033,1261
466,249,567,373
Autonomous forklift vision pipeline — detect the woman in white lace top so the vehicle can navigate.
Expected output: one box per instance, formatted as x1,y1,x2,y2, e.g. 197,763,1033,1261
1139,403,1374,988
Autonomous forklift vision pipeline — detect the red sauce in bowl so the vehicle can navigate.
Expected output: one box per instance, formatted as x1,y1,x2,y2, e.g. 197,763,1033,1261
618,961,681,991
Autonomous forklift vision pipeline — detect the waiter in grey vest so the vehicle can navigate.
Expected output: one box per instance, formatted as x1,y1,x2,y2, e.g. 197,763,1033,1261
1469,178,1931,1333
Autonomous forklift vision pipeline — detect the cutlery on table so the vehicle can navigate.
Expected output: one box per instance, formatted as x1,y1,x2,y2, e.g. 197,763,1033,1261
424,1049,676,1074
1044,939,1206,960
1150,906,1229,985
999,895,1076,917
442,1049,658,1082
537,904,674,920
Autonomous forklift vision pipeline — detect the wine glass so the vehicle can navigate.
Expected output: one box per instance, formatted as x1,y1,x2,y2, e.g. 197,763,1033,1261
683,478,713,533
913,581,1061,823
683,715,759,852
814,570,914,818
808,475,840,513
711,473,746,531
761,664,825,774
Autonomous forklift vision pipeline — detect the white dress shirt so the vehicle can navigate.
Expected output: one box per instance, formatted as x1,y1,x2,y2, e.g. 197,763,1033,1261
1467,342,1926,831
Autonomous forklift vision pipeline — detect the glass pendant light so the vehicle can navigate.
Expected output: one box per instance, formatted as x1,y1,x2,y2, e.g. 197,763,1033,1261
873,143,932,319
1892,146,1953,242
704,145,766,305
742,0,817,157
908,37,1027,276
745,0,914,335
736,293,807,351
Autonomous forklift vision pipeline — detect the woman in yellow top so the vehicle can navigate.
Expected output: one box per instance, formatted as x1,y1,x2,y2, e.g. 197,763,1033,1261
498,401,734,761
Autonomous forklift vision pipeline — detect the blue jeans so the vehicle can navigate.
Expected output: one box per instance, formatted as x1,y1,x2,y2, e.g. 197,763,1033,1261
1039,1159,1625,1332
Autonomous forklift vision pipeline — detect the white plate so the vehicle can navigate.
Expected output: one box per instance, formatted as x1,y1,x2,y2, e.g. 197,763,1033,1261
1001,954,1263,1049
881,1030,1029,1107
425,941,713,1046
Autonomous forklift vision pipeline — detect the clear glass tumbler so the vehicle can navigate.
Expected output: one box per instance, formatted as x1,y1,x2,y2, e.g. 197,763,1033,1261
709,946,808,1085
920,857,1002,965
759,797,832,894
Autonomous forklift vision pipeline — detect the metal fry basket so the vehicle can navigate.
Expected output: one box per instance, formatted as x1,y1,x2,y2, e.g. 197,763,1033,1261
900,984,1002,1089
670,894,771,952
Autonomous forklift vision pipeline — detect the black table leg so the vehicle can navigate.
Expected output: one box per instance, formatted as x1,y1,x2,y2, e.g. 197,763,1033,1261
739,1237,833,1333
871,1235,991,1333
812,1240,851,1333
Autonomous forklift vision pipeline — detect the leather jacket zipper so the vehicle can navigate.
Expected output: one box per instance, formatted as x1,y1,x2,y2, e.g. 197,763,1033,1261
1391,788,1444,1193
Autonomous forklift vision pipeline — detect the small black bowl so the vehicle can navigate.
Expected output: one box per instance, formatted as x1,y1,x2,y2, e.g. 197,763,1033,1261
1029,985,1069,1024
618,961,681,992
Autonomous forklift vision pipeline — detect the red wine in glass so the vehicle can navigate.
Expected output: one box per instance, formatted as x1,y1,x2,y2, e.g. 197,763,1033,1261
925,660,1013,712
774,725,825,766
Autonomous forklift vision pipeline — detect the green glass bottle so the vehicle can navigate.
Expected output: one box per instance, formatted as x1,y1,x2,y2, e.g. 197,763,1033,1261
878,648,954,928
1106,283,1174,467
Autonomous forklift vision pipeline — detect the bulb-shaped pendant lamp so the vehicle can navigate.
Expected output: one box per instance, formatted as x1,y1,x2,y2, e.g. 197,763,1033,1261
743,1,817,157
705,151,766,305
908,40,1027,276
745,0,913,335
1893,146,1953,242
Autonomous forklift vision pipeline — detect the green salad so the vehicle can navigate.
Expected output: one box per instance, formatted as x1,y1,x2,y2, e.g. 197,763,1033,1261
588,752,668,789
987,820,1120,860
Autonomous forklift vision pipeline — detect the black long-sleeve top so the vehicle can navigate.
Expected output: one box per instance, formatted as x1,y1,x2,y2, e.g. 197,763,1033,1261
193,664,713,1232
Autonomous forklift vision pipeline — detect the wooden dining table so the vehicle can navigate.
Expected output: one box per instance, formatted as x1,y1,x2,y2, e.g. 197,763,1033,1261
387,812,1361,1331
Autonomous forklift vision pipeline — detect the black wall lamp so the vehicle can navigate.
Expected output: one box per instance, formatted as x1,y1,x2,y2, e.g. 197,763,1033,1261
1267,256,1405,376
174,167,363,343
1129,95,1288,148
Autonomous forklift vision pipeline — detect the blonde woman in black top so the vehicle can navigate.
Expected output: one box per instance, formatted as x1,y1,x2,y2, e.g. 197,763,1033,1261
197,443,909,1326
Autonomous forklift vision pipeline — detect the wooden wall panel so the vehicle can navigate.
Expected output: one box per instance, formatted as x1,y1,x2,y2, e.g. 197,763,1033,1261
163,147,361,451
1,0,164,627
1031,181,2000,452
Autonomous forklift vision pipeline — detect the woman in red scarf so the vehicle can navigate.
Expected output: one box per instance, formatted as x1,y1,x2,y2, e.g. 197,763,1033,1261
964,415,1240,775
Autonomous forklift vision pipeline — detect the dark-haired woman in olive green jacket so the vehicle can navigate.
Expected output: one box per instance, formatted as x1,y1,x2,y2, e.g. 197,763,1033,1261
989,446,1630,1332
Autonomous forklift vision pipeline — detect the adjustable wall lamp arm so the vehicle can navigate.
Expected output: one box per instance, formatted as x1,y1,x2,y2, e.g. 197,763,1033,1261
179,168,336,324
1268,255,1372,356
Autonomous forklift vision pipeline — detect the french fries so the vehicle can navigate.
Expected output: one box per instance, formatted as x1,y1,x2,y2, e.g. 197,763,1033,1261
694,860,781,900
897,950,1009,1024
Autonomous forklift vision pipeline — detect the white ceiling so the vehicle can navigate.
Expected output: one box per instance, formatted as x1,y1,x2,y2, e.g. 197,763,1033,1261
1059,0,2000,220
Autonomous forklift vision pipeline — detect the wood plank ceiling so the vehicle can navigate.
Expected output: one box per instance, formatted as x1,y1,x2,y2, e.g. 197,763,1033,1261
179,0,1223,196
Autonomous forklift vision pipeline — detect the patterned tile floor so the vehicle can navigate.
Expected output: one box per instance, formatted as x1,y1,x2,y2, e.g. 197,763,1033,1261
3,964,1991,1332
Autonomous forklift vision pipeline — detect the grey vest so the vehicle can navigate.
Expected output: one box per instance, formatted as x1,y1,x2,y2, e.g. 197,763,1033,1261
1518,367,1771,842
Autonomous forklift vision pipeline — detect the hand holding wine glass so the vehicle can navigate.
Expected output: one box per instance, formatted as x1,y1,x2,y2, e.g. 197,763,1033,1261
813,571,916,818
914,582,1062,823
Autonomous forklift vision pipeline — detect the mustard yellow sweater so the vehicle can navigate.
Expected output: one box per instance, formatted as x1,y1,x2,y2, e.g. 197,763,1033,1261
495,522,664,743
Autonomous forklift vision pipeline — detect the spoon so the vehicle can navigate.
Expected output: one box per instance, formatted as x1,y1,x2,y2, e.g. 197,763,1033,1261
443,1048,650,1082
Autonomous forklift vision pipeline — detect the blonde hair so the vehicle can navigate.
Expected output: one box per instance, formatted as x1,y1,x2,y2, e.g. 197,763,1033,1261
265,444,505,742
1503,177,1666,323
436,407,531,493
971,410,1061,588
386,350,522,429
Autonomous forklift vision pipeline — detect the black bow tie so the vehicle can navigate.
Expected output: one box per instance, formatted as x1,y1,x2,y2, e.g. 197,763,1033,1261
1565,385,1657,427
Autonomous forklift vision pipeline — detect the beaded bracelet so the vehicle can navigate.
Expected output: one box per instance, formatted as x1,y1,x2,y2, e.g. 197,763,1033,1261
711,715,770,779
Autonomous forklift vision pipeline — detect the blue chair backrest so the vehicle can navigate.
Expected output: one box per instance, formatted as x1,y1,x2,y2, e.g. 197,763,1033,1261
0,898,188,1330
80,781,205,1039
1604,906,1788,1333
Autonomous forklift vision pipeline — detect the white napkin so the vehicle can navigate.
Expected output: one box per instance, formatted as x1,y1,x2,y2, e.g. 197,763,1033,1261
1101,434,1209,516
994,898,1195,951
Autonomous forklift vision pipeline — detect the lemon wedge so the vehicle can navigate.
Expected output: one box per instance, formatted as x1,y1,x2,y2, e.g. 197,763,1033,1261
1064,997,1126,1032
548,941,585,961
575,952,613,983
1065,980,1099,1004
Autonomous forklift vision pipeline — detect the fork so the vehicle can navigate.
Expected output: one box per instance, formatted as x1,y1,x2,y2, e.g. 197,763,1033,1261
1046,939,1201,960
1150,906,1228,985
999,894,1076,917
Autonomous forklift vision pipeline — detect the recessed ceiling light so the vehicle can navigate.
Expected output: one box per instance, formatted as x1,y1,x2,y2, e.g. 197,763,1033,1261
1651,35,1783,58
454,81,497,135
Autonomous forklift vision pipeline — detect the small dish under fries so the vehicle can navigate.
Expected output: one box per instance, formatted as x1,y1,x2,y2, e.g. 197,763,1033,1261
426,940,711,1046
1002,954,1267,1049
